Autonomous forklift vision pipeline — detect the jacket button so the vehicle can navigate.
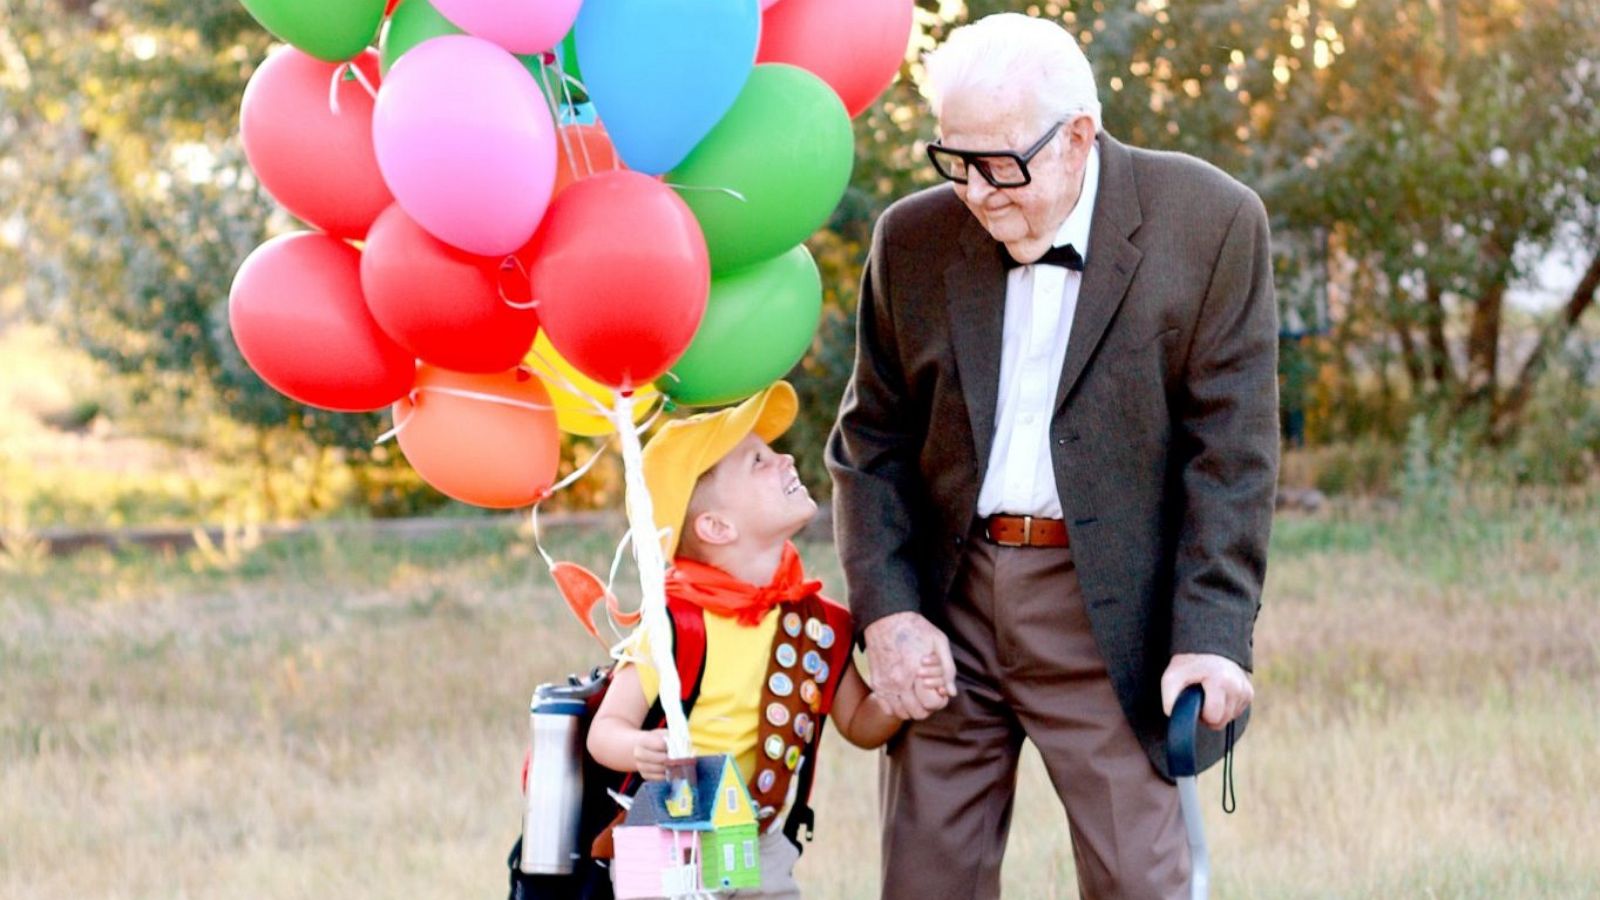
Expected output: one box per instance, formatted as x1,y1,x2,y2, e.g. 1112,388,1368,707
953,534,964,546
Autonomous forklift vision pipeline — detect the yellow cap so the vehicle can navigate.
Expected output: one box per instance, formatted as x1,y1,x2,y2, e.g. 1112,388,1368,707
642,381,798,559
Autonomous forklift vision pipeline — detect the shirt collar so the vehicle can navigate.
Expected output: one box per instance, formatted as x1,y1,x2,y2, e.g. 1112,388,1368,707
1052,141,1100,259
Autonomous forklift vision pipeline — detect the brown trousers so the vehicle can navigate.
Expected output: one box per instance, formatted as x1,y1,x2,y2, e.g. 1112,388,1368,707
879,526,1189,899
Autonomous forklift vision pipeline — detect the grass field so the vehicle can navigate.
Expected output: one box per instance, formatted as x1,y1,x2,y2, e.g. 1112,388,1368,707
3,492,1598,899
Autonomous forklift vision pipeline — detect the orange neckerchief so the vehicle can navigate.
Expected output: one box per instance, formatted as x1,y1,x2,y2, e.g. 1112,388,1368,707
665,542,822,627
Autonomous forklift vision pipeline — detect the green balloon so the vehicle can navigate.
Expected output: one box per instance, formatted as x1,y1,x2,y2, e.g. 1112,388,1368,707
379,0,462,75
669,64,853,274
659,245,823,408
241,0,386,64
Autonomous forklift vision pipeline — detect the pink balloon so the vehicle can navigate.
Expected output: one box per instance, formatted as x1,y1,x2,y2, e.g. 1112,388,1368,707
373,35,556,256
431,0,582,54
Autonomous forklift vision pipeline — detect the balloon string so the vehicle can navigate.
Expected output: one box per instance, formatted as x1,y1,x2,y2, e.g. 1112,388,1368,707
549,56,597,178
528,442,613,569
663,182,748,203
533,58,582,182
346,63,379,100
498,255,538,310
525,345,615,418
374,383,556,445
547,441,612,505
634,394,667,436
327,62,379,117
602,527,637,640
555,70,589,95
375,390,419,444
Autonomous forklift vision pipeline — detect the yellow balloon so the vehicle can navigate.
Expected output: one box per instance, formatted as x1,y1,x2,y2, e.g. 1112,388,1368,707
525,331,657,436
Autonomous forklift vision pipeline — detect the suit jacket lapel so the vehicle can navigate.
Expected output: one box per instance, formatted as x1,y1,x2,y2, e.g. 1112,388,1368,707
1057,133,1144,414
945,214,1006,470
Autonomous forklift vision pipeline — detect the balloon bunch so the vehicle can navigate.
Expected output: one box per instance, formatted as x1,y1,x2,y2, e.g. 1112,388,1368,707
228,0,913,510
228,0,912,796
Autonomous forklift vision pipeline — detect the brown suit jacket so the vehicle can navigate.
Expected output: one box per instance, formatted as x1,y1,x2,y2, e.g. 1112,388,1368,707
826,132,1279,777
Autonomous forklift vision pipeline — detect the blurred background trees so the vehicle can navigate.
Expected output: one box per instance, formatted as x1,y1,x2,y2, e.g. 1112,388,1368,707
3,0,1597,525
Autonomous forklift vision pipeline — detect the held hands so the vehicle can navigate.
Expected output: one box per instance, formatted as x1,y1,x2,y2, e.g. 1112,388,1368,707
633,729,670,780
1160,652,1254,729
863,611,959,720
866,653,950,721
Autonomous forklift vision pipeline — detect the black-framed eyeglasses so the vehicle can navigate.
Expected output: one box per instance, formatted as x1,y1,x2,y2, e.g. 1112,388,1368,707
926,120,1066,188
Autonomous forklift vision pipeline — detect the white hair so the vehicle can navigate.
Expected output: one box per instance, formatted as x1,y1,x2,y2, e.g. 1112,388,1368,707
923,13,1102,133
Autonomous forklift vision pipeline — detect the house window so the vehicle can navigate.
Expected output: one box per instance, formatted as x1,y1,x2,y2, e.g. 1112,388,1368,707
725,786,738,812
681,847,694,866
724,844,736,871
743,839,756,869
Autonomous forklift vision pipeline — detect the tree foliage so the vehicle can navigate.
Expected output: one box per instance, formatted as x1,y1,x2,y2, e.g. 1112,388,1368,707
4,0,1598,517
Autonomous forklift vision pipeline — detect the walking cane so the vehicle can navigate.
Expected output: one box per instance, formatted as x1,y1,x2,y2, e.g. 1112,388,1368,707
1167,684,1210,900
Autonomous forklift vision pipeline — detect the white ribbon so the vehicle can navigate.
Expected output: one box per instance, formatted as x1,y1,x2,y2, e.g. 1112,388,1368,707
327,61,379,117
497,256,538,311
375,380,556,445
663,182,749,204
610,389,692,760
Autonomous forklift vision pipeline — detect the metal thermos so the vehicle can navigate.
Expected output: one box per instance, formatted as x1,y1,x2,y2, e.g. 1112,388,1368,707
519,686,588,875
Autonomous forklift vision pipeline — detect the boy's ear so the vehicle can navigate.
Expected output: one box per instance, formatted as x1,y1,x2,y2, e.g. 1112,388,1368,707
690,509,737,547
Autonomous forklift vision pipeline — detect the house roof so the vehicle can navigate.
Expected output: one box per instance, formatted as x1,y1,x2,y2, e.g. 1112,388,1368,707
624,755,741,831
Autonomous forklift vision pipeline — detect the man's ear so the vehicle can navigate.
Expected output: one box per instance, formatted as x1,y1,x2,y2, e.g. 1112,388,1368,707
691,510,738,547
1067,115,1097,157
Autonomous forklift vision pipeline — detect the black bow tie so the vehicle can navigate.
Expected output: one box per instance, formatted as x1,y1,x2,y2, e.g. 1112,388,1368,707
1000,242,1084,272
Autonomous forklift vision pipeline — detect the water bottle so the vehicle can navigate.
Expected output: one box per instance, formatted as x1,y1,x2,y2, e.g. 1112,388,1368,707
519,685,588,875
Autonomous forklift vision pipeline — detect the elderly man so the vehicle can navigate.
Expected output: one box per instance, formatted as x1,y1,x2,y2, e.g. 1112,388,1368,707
826,13,1278,899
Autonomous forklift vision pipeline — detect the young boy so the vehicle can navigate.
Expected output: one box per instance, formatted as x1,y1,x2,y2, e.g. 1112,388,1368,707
587,382,921,898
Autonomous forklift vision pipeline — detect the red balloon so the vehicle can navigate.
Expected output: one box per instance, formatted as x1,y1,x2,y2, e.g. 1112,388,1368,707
361,203,539,373
230,232,416,412
240,47,393,239
527,170,709,390
757,0,914,118
394,365,561,509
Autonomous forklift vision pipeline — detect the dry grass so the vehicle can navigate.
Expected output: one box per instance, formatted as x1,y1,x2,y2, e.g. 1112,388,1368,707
2,495,1598,898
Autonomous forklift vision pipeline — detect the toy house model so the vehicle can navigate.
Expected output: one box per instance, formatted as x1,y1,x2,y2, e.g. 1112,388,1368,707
612,754,761,898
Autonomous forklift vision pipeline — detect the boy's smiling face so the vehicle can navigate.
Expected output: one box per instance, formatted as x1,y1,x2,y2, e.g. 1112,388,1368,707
689,433,816,549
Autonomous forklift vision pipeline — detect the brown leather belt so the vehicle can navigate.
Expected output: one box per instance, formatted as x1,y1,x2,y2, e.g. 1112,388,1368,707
982,514,1069,548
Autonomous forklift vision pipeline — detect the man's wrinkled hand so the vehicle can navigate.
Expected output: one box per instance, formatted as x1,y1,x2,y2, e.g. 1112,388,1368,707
863,612,958,720
1160,653,1253,729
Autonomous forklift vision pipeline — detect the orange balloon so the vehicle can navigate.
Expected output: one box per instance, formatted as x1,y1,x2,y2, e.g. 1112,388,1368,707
393,365,560,509
552,124,622,197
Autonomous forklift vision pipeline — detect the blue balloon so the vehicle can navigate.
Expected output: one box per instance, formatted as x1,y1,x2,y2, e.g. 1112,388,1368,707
575,0,760,175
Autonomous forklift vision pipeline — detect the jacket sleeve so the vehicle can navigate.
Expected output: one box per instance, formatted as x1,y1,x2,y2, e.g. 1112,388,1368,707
1169,190,1280,671
825,211,927,633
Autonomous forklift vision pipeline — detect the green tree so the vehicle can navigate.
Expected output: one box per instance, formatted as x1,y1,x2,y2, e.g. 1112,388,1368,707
0,1,437,516
793,0,1600,487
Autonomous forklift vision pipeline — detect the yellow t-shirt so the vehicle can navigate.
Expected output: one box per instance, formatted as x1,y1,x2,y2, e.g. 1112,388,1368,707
625,606,780,785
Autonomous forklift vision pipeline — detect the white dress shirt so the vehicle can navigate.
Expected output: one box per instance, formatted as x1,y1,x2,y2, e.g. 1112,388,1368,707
975,144,1100,519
